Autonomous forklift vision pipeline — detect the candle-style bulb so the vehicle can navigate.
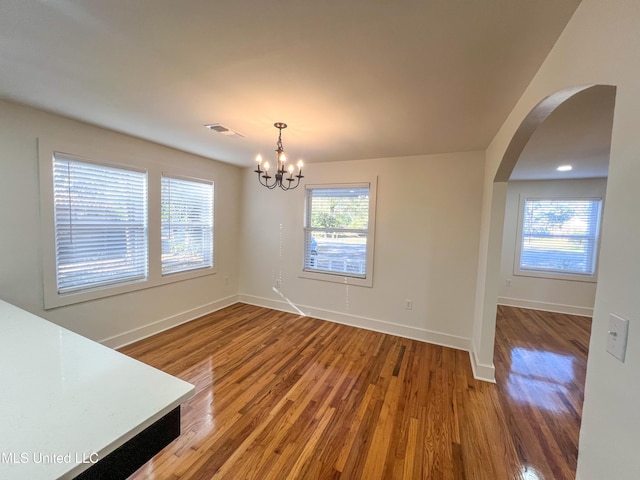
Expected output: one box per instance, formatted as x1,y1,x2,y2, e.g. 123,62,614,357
256,154,262,164
297,160,303,169
263,161,270,172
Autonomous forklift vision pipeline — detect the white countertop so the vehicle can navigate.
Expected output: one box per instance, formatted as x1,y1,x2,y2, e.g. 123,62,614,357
0,300,195,480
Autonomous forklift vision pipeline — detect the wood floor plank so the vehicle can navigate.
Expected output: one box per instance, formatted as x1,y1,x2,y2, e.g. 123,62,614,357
493,305,591,480
120,303,589,479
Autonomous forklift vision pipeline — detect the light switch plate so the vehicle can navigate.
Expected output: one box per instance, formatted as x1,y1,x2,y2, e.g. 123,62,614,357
607,313,629,362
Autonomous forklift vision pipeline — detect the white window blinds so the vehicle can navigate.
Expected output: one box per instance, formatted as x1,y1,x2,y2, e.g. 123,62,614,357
304,185,370,278
519,198,602,276
53,155,148,293
161,175,214,275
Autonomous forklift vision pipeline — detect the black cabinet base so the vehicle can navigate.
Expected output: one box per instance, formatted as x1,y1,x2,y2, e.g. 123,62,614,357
74,406,180,480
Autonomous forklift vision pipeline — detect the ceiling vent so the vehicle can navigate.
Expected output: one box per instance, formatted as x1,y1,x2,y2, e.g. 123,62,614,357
204,123,245,138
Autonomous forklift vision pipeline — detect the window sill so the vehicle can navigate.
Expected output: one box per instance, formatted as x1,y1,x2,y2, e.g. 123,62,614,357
299,269,373,288
513,268,597,283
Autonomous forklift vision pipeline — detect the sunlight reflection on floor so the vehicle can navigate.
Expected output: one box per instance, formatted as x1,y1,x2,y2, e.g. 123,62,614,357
521,464,544,479
506,347,575,413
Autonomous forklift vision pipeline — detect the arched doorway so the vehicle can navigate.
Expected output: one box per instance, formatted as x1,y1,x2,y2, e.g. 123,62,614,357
475,84,617,381
491,85,616,478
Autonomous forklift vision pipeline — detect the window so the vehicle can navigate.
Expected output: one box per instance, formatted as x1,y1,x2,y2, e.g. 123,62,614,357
52,154,148,294
303,182,377,286
161,175,214,275
515,197,602,280
41,143,218,308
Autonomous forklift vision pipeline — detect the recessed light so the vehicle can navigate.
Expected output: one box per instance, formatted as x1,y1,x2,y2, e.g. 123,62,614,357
557,165,573,172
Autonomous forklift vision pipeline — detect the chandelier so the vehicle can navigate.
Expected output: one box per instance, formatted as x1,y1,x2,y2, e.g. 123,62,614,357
254,122,304,190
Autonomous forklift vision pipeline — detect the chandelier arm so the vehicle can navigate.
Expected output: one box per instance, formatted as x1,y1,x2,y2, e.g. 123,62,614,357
279,175,303,191
263,174,279,189
258,172,276,189
280,177,292,191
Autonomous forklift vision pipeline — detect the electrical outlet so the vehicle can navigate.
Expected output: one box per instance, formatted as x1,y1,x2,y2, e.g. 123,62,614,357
404,299,413,310
506,279,512,287
224,276,230,286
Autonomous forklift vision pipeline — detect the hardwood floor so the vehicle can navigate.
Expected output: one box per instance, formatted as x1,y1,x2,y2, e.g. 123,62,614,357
493,305,591,480
119,303,590,479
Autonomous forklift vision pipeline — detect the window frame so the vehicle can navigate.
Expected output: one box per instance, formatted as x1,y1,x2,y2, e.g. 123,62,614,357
52,152,149,295
513,195,603,283
300,180,377,287
161,173,214,276
39,140,217,309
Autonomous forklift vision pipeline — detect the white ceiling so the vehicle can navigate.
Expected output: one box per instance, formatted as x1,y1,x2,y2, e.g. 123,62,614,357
510,85,614,181
0,0,581,167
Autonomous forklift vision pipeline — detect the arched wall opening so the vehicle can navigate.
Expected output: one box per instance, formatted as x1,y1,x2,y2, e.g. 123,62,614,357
473,84,617,382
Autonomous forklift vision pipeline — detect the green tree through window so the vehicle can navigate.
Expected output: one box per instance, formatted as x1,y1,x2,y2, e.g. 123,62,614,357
519,198,602,276
304,186,371,278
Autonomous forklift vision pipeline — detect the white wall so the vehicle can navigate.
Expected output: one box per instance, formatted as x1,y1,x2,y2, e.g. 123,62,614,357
0,99,241,346
239,152,484,350
498,178,606,316
0,96,486,358
475,0,640,477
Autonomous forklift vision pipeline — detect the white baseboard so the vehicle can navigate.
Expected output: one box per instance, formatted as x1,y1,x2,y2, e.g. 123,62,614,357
100,294,240,349
469,349,496,383
497,297,593,317
238,293,471,352
101,292,494,383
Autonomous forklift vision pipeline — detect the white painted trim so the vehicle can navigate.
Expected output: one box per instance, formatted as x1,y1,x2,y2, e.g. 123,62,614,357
100,294,240,349
38,138,220,309
102,293,497,384
497,296,593,317
513,195,602,284
301,178,378,288
238,293,471,351
286,298,497,385
469,349,496,383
